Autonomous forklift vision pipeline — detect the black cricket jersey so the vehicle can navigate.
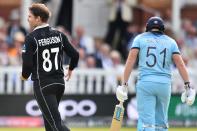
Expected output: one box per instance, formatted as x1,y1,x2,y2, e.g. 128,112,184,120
22,24,79,82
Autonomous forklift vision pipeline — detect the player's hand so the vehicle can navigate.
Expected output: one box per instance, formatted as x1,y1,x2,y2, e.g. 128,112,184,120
20,75,28,81
65,69,72,81
181,82,190,103
181,82,196,106
116,85,128,102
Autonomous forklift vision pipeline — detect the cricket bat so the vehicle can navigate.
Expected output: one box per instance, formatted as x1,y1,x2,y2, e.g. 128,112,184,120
110,102,124,131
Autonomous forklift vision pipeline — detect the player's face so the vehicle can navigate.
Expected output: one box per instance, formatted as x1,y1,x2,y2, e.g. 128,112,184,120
27,11,39,30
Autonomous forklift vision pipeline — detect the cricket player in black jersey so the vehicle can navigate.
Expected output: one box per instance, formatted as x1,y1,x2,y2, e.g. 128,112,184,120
21,3,79,131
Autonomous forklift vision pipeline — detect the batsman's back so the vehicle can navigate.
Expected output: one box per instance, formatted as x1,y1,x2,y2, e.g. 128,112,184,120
131,32,180,84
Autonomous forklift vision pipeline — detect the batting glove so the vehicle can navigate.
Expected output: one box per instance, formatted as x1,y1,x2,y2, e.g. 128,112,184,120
181,82,196,106
116,84,128,102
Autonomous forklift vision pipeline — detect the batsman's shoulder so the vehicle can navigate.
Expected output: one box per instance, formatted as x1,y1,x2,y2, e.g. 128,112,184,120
135,32,149,39
163,34,176,42
132,34,141,41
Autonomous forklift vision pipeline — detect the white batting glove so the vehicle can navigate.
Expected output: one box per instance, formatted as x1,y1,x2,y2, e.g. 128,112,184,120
186,88,196,106
181,91,187,103
181,82,196,106
116,85,128,102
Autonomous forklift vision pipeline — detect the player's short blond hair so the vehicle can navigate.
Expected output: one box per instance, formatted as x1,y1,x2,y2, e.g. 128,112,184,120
29,3,51,22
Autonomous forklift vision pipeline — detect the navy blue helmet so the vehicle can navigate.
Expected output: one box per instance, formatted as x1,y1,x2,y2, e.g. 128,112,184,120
145,16,165,32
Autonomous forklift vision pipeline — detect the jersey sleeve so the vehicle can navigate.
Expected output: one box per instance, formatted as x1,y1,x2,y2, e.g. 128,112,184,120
22,35,36,79
171,40,180,54
131,35,140,50
61,33,79,70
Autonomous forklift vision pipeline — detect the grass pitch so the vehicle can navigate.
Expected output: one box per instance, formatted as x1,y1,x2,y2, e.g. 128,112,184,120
0,128,196,131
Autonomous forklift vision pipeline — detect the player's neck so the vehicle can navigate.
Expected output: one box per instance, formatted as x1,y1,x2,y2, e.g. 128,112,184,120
34,23,49,31
150,29,163,35
38,22,48,27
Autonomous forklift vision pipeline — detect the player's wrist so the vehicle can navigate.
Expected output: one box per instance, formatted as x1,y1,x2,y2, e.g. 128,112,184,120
184,81,190,85
184,81,191,89
120,82,128,93
122,82,128,86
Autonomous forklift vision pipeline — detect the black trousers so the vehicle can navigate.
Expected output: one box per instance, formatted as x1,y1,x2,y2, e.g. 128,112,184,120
105,11,129,53
33,79,70,131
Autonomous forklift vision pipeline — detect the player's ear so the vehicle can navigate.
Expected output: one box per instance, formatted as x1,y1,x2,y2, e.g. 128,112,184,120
36,16,41,22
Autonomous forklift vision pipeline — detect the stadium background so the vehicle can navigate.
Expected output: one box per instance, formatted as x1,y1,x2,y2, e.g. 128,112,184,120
0,0,197,130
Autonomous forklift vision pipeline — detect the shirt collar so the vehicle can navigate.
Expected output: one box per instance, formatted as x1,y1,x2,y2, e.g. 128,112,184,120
33,24,49,31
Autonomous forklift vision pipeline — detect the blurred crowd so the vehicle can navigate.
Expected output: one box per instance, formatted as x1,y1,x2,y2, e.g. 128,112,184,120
0,0,197,72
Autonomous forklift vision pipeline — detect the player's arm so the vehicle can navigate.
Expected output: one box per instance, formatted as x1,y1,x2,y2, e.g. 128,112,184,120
116,48,139,102
21,35,35,80
171,40,189,83
61,33,79,81
123,35,140,84
173,53,196,105
172,54,189,82
123,48,139,84
61,33,79,70
116,36,140,102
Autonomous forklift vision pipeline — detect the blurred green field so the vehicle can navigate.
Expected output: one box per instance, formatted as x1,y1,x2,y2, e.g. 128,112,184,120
0,128,197,131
